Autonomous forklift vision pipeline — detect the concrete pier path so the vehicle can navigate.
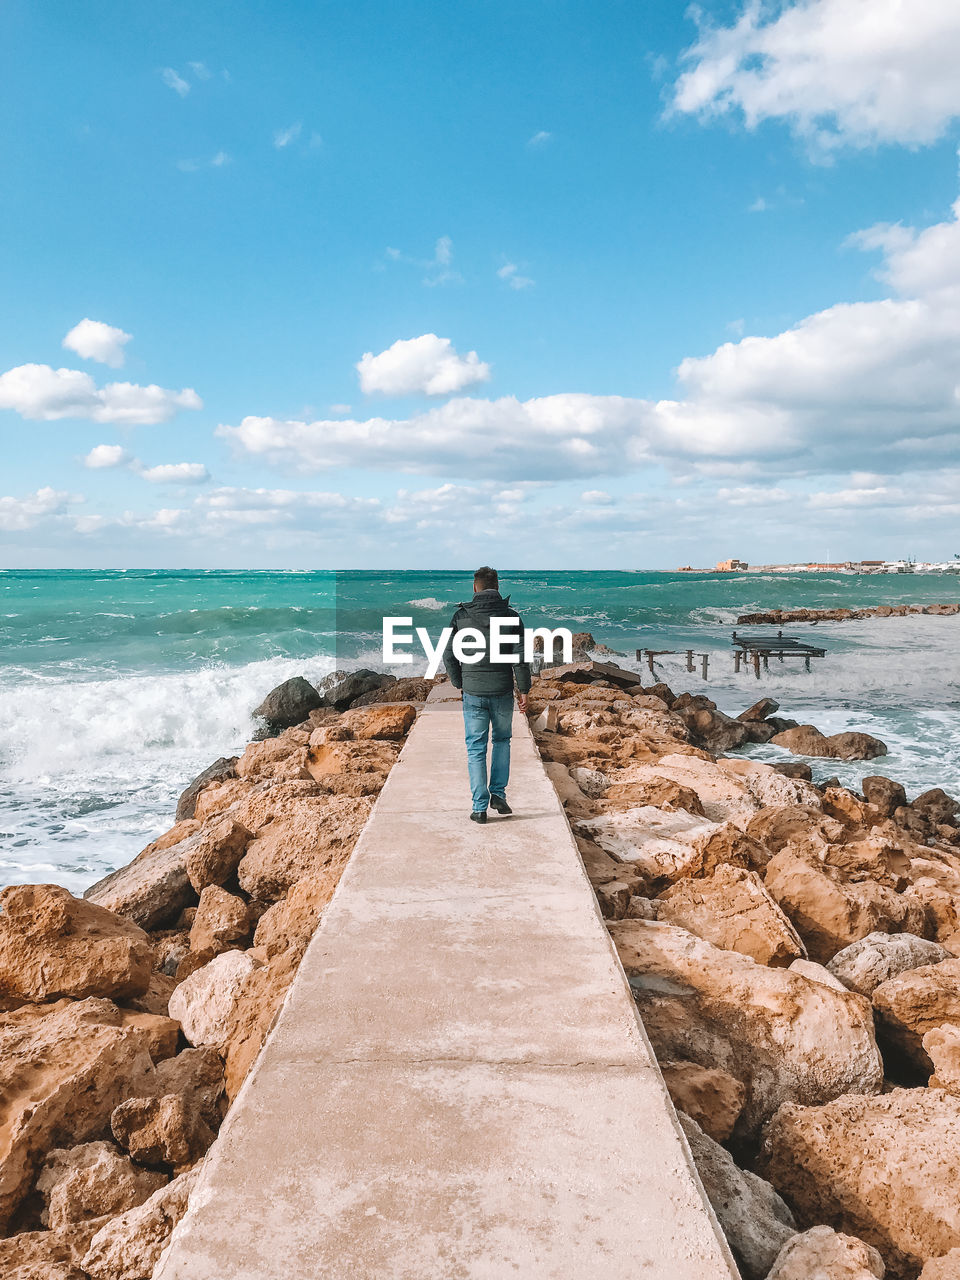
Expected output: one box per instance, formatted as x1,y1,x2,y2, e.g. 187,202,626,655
157,690,739,1279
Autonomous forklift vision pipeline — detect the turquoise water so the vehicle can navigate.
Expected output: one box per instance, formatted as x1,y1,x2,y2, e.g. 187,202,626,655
1,568,958,891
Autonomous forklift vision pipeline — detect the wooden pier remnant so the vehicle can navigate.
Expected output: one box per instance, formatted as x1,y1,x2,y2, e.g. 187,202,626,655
731,630,826,677
636,649,710,680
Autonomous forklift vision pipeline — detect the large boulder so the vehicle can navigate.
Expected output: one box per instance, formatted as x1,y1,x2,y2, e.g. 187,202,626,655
337,703,417,740
0,1221,106,1280
175,756,238,822
111,1093,215,1170
318,668,395,711
188,885,254,955
920,1249,960,1278
656,865,806,967
914,789,960,826
760,1089,960,1280
36,1141,166,1231
252,676,323,736
678,1112,795,1280
827,932,953,997
659,1060,745,1142
763,848,925,963
772,726,888,760
862,776,908,819
236,793,372,900
85,825,200,930
577,806,718,891
0,884,153,1008
0,998,173,1231
82,1165,199,1280
252,874,335,959
182,816,252,893
608,920,882,1137
168,950,260,1050
767,1226,885,1279
872,958,960,1069
673,695,750,752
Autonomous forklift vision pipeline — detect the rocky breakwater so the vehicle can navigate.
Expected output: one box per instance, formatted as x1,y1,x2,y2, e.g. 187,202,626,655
530,661,960,1280
738,603,959,625
0,669,425,1279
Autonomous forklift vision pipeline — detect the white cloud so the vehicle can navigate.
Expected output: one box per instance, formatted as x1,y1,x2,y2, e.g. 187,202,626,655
161,67,190,97
527,130,552,146
137,462,210,484
671,0,960,151
84,444,131,469
386,237,462,287
178,151,231,172
274,122,302,148
581,490,613,504
0,364,202,424
0,487,76,531
356,334,491,397
497,262,535,290
63,319,132,368
188,61,211,80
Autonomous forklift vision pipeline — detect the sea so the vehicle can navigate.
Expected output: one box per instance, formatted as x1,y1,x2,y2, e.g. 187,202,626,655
1,568,959,894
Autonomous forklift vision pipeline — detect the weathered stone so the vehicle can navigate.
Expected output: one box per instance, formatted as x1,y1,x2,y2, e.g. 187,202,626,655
318,668,395,711
352,675,434,705
914,789,960,826
111,1093,215,1169
925,1024,960,1093
252,874,336,959
693,822,772,877
595,879,633,919
236,794,373,901
766,1225,885,1279
37,1141,166,1231
533,704,559,733
577,805,716,890
674,697,750,752
772,725,888,760
0,1220,106,1280
738,697,780,723
0,998,169,1230
176,756,238,821
788,959,848,992
678,1112,795,1280
82,1166,199,1280
151,1047,226,1125
252,675,323,735
660,1060,745,1142
222,946,300,1100
862,776,908,819
603,776,705,815
182,816,252,892
760,1089,960,1280
827,932,952,997
657,865,806,966
0,884,153,1009
872,957,960,1069
772,761,814,782
338,702,417,740
85,828,199,930
188,885,254,955
746,806,845,857
609,920,882,1137
920,1248,960,1278
168,950,260,1050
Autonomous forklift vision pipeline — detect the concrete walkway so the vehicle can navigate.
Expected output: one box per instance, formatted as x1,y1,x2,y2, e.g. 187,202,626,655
157,692,739,1279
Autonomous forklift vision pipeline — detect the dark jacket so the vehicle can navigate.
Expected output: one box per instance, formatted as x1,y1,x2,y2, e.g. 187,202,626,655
441,589,532,696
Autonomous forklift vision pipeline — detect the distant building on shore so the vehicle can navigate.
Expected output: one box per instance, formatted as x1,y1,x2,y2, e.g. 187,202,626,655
715,557,749,572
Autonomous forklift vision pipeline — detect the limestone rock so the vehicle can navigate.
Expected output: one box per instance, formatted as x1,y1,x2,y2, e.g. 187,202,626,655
872,957,960,1068
914,789,960,826
772,725,888,760
595,879,634,919
827,932,952,997
738,697,780,723
673,696,750,752
152,1047,226,1125
788,959,849,992
657,865,806,966
767,1226,885,1279
609,920,882,1137
352,675,434,705
0,1219,107,1280
719,758,823,813
182,816,252,892
678,1111,795,1280
773,762,813,781
338,702,417,739
176,756,238,822
660,1060,745,1142
920,1248,960,1278
577,805,717,891
252,676,323,736
37,1141,166,1231
86,828,199,930
862,776,908,819
746,806,845,857
764,848,924,963
82,1165,199,1280
236,794,373,900
693,822,772,877
188,885,254,955
319,668,395,711
603,776,705,815
0,884,153,1008
168,950,260,1050
252,874,336,959
760,1089,960,1280
111,1094,214,1169
222,945,300,1100
0,998,167,1230
533,704,559,733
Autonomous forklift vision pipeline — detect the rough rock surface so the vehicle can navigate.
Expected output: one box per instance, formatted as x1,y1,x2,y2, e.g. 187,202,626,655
678,1111,796,1280
772,725,888,760
0,1219,106,1280
659,1060,745,1142
0,884,153,1008
656,864,806,967
872,958,960,1068
920,1249,960,1279
252,874,335,958
252,675,323,735
761,1088,960,1279
222,946,301,1100
0,998,168,1230
188,885,254,955
862,776,908,819
182,817,252,893
82,1166,199,1280
111,1094,214,1169
236,793,373,900
85,827,198,930
827,932,953,997
609,920,882,1137
319,668,395,711
37,1141,166,1231
168,950,260,1050
175,756,238,822
788,959,849,992
925,1024,960,1093
766,1225,885,1279
338,702,417,740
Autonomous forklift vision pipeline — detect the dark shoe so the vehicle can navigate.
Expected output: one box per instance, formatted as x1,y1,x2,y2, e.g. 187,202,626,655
470,810,487,824
489,794,512,815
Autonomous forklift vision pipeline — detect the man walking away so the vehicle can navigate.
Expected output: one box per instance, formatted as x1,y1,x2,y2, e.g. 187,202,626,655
441,567,531,824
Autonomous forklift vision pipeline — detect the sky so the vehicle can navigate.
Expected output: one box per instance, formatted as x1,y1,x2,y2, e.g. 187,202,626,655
3,0,960,569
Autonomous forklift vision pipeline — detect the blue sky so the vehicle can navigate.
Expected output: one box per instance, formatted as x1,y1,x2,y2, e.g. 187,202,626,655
3,0,960,568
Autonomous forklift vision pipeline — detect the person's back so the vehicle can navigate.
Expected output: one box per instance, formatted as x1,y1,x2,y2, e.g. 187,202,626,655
441,567,530,823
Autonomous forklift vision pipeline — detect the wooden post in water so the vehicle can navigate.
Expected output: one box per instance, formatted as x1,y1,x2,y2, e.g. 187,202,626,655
752,651,761,679
700,653,709,680
734,651,742,674
646,650,655,675
686,650,695,672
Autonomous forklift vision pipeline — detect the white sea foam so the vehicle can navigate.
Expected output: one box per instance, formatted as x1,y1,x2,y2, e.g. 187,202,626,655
408,597,448,610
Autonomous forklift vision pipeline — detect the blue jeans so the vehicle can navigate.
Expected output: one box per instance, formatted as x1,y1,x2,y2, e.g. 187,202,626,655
462,692,514,811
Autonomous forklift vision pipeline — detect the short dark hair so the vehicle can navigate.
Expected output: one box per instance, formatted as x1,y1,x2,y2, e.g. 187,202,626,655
473,565,499,591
